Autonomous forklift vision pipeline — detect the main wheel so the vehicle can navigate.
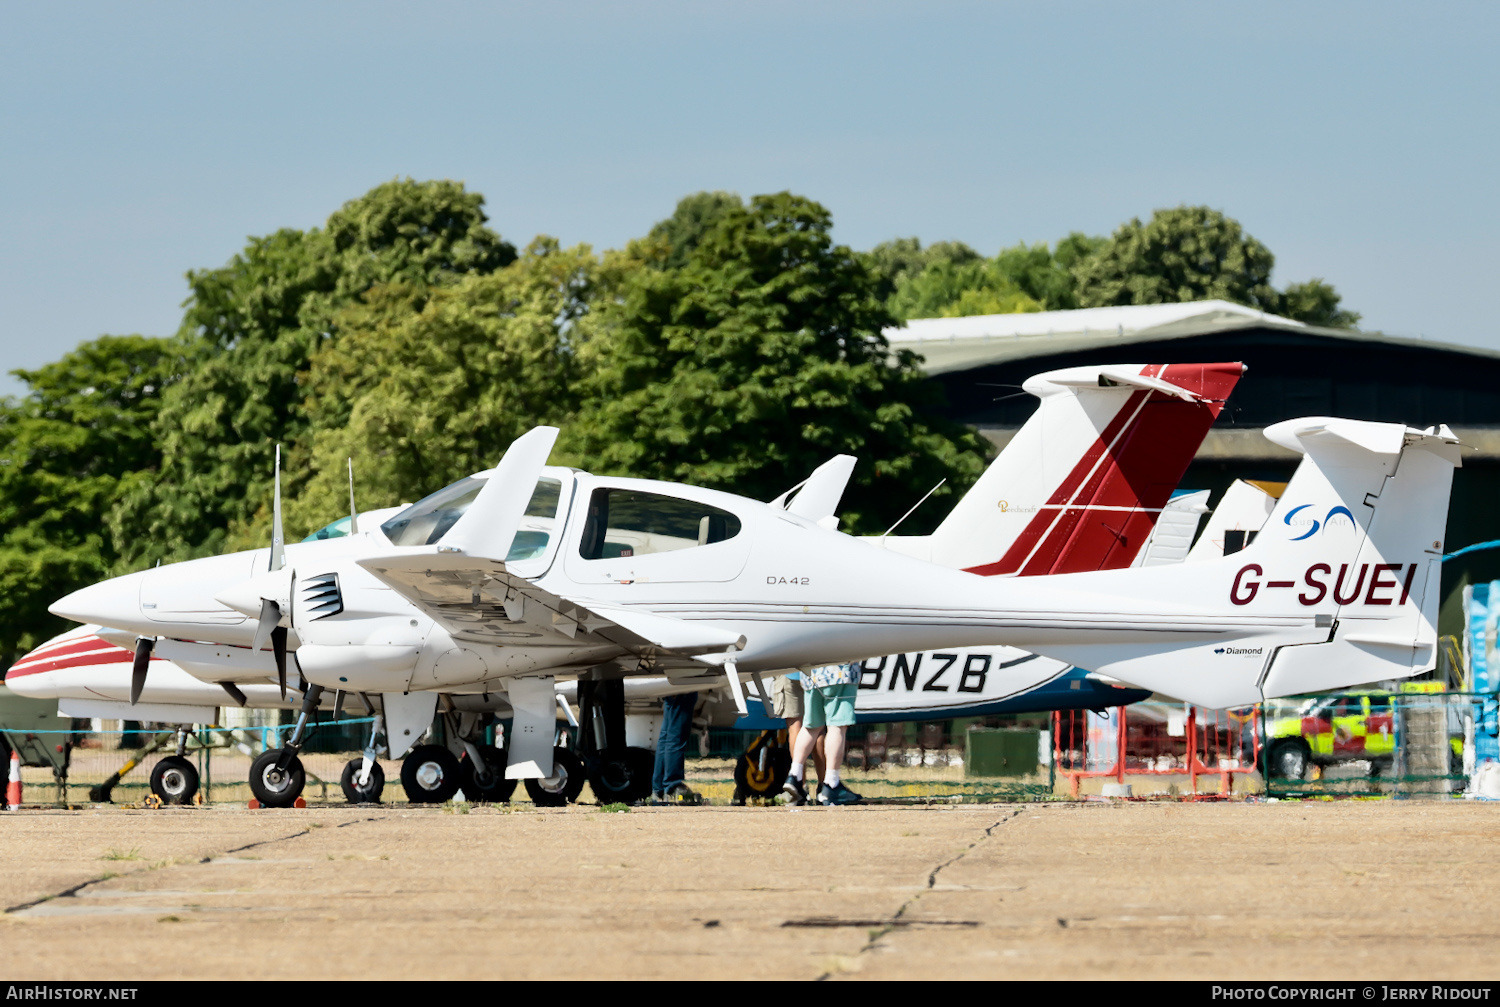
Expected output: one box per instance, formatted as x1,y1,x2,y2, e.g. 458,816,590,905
587,746,655,806
734,743,791,803
459,745,518,803
523,747,585,807
340,758,385,804
249,749,306,808
150,755,200,805
400,744,462,804
1268,741,1309,780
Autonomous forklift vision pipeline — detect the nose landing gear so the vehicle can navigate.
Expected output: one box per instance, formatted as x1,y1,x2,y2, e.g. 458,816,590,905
732,730,791,805
149,727,201,805
341,705,387,804
248,683,323,808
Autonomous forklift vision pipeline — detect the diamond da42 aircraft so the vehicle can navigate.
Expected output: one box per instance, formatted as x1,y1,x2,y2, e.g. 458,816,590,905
23,362,1239,804
49,370,1459,808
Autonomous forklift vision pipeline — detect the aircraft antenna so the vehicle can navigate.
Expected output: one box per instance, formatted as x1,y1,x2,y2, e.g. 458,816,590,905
347,457,359,535
880,478,946,538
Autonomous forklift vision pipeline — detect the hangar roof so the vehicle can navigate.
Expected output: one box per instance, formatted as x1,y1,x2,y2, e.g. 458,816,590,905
884,300,1496,376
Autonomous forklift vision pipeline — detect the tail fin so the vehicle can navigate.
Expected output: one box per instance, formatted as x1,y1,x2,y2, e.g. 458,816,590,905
1026,417,1460,708
921,362,1243,574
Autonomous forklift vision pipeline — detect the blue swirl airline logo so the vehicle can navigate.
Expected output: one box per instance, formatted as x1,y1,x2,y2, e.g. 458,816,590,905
1284,504,1356,541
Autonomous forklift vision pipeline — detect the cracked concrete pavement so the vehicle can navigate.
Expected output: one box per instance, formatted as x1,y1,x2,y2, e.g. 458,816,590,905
2,801,1496,980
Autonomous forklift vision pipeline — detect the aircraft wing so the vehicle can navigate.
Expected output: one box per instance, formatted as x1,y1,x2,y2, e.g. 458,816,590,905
355,549,745,662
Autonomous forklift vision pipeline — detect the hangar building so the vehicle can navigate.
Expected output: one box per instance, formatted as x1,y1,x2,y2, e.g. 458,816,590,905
891,301,1500,639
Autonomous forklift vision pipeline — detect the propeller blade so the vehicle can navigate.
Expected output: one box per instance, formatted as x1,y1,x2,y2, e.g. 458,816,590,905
252,598,281,654
270,444,285,573
271,625,288,701
129,638,154,705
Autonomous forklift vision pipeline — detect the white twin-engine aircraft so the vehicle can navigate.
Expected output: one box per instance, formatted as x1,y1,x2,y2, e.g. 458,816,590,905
17,362,1237,804
45,366,1458,809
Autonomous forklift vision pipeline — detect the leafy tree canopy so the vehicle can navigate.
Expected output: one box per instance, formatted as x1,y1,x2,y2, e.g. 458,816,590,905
647,191,744,270
1280,278,1361,328
559,192,988,534
113,178,518,567
876,209,1357,329
0,336,180,661
277,238,602,543
1073,206,1358,327
1073,205,1280,311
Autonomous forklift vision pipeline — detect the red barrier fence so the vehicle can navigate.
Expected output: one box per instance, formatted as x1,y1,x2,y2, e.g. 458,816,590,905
1053,704,1262,798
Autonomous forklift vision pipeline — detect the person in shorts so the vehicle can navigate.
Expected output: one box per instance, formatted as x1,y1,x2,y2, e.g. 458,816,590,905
772,672,824,788
782,662,863,806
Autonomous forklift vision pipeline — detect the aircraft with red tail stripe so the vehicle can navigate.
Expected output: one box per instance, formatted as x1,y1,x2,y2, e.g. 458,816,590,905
22,363,1246,804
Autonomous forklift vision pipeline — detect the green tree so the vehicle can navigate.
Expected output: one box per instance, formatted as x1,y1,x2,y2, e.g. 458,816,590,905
112,178,518,566
991,232,1106,310
0,336,180,662
1279,278,1361,328
1072,205,1359,328
864,238,982,306
1073,206,1280,310
560,192,987,535
284,238,601,537
889,258,1042,320
647,191,744,269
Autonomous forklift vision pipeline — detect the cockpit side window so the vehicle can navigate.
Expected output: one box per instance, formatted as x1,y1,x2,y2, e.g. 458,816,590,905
577,488,741,561
382,476,564,554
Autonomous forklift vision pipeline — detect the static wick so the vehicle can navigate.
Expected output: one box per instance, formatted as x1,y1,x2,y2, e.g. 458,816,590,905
881,478,946,538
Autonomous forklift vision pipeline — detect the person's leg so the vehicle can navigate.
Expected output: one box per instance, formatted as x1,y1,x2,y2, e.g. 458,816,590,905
824,725,847,787
786,717,803,756
773,675,804,764
814,732,828,787
817,684,862,803
791,721,822,773
655,692,696,794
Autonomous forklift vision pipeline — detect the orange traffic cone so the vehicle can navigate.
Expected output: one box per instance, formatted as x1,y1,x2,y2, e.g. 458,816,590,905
6,750,21,810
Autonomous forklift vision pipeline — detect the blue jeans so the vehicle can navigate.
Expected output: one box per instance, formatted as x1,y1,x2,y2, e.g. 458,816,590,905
652,692,697,792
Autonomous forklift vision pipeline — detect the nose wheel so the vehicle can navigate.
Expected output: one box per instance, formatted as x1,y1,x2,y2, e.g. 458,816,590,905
249,749,306,807
150,755,200,805
340,758,386,803
733,730,791,805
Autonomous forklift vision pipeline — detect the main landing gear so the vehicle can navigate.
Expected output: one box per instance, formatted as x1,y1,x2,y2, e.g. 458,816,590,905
578,679,654,806
394,708,522,805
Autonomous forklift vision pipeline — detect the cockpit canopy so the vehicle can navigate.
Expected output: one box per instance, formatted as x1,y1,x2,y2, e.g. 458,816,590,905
381,474,564,561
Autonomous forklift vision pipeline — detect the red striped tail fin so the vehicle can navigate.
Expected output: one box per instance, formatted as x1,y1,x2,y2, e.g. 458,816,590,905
930,362,1243,576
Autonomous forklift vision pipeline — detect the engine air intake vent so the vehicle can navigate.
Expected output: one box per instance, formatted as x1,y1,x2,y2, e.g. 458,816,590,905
302,573,344,620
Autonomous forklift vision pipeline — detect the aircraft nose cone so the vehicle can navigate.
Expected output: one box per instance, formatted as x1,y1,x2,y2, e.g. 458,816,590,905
49,572,148,631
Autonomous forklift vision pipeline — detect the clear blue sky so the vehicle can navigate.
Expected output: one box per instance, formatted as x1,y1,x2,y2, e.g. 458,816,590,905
2,1,1496,397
